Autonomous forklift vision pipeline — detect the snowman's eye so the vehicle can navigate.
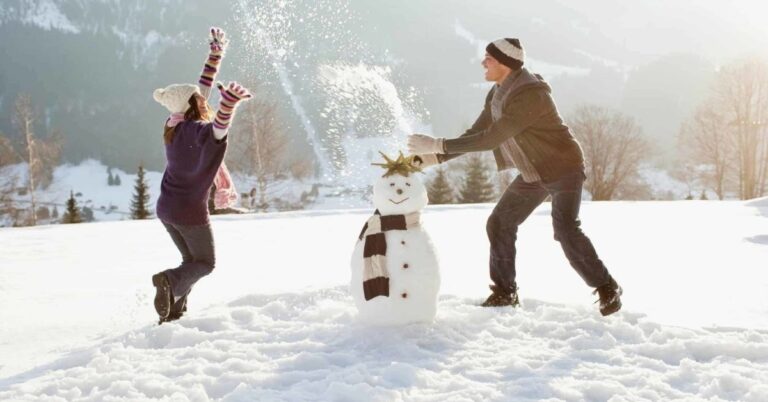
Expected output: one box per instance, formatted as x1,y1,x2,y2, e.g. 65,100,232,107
390,183,395,186
406,183,411,187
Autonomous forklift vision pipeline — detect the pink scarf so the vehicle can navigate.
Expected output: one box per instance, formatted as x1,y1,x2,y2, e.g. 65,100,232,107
166,113,239,210
213,163,238,209
166,113,186,128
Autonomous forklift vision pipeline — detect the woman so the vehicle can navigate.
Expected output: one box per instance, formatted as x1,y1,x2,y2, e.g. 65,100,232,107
151,27,251,324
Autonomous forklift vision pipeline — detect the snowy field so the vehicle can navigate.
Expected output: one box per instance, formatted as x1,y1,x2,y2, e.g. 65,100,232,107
1,199,768,400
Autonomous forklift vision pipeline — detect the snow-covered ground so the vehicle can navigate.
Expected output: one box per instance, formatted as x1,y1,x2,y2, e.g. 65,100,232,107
1,199,767,400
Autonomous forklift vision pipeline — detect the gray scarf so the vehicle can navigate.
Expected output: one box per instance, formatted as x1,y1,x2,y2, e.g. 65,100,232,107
491,69,542,183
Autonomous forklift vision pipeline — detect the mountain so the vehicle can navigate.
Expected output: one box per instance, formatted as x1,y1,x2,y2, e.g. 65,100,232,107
0,0,230,171
0,0,763,172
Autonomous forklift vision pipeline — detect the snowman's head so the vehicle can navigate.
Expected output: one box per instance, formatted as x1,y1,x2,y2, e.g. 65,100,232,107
372,152,428,215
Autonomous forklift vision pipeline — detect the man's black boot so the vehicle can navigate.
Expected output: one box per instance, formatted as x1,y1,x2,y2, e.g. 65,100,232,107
481,284,520,307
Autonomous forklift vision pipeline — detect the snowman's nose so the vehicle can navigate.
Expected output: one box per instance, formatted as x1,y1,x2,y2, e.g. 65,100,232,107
397,189,403,195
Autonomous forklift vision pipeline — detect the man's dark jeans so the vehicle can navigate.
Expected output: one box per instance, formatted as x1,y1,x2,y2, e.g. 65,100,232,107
486,170,611,293
161,222,216,313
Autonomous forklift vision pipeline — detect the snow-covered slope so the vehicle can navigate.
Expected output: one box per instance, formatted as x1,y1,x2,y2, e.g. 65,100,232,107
1,201,767,400
43,159,163,220
3,160,332,223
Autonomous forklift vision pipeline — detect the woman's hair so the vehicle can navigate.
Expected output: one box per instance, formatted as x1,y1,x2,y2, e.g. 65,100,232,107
164,94,212,145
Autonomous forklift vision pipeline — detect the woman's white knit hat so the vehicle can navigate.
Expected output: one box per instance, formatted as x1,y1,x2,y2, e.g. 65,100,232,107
152,84,201,114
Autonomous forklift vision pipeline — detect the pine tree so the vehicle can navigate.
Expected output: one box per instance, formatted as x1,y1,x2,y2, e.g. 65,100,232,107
427,167,455,204
458,154,497,204
114,174,122,186
52,205,59,219
62,191,82,224
108,172,115,186
130,164,151,219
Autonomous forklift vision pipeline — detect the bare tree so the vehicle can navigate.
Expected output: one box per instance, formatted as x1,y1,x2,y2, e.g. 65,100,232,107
34,128,63,188
0,132,21,226
0,133,20,167
568,105,650,200
13,94,39,225
11,95,64,226
613,175,654,200
289,158,315,181
0,171,19,226
670,159,700,200
677,102,731,199
709,58,768,200
228,92,298,211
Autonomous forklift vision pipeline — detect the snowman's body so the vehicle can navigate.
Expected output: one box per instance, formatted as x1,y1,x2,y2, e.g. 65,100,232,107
350,161,440,325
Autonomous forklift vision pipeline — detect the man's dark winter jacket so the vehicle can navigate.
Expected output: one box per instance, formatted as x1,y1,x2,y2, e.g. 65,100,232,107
440,68,585,183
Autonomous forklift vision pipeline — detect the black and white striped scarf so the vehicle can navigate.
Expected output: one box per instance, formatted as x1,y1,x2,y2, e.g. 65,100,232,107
357,210,421,301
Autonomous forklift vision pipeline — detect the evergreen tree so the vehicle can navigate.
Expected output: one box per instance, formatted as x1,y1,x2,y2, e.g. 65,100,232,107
108,172,115,186
427,167,455,204
52,205,59,219
130,164,151,219
114,174,122,186
458,154,497,204
699,190,708,200
62,191,82,224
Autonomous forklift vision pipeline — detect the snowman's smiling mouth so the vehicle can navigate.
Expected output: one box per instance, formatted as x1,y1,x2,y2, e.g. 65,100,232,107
389,197,410,205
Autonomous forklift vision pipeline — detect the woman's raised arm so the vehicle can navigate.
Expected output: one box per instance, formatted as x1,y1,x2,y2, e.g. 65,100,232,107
198,27,228,100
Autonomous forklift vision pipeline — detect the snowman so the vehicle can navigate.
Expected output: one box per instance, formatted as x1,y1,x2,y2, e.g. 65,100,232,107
350,152,440,325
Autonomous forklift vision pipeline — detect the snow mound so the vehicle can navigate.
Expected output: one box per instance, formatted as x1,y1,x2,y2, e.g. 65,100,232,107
746,196,768,208
2,288,767,401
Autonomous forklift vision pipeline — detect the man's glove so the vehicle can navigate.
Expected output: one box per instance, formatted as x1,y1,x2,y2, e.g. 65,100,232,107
412,154,440,168
408,133,445,154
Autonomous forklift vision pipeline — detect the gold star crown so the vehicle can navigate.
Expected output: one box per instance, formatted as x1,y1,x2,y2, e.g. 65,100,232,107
372,151,422,177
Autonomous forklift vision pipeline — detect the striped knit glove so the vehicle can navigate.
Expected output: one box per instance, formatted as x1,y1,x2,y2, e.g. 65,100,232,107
209,27,228,56
198,27,228,89
213,82,252,130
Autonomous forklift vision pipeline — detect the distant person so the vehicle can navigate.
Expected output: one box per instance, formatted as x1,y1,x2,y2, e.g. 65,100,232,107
150,27,251,324
408,38,622,316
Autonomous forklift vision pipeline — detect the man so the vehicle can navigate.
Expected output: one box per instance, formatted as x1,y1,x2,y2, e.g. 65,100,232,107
408,38,622,316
